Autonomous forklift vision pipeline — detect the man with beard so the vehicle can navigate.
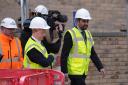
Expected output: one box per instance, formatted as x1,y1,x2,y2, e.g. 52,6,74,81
61,8,105,85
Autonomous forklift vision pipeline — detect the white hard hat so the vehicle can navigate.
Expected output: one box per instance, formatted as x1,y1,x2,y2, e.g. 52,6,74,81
0,17,17,29
29,17,50,29
75,8,92,20
34,5,48,15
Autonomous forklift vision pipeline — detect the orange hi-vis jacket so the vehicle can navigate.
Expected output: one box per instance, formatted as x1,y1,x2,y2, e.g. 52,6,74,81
0,33,23,69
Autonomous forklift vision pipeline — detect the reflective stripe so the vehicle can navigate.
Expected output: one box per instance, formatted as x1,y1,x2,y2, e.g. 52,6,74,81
86,31,94,45
26,60,30,68
69,29,78,57
24,38,48,68
24,42,47,68
0,38,20,63
67,28,93,75
69,54,90,58
69,29,89,58
25,44,46,54
77,38,84,41
15,38,20,60
1,57,19,62
0,42,2,55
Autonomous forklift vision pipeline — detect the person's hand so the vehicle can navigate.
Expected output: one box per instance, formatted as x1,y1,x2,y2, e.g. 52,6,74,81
64,73,68,82
52,54,61,67
55,21,64,32
55,54,61,66
100,68,106,78
55,21,65,38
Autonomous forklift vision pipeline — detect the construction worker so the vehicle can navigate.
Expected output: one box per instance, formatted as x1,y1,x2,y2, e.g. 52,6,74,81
61,8,105,85
34,5,63,54
23,17,54,68
0,17,23,69
34,5,48,17
20,5,48,53
21,5,63,54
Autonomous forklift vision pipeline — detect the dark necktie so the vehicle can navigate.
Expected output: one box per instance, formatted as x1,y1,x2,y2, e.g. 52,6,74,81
81,30,86,41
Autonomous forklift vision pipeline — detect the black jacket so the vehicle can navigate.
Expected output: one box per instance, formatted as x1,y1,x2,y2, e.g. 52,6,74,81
26,37,54,67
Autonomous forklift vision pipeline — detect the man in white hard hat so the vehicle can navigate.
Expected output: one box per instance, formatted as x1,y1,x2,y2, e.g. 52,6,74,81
23,17,54,69
34,5,48,16
61,8,105,85
21,5,63,55
20,5,49,53
0,17,23,69
34,5,64,54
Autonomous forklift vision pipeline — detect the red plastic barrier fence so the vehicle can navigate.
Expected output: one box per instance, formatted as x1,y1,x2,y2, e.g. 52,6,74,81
0,69,65,85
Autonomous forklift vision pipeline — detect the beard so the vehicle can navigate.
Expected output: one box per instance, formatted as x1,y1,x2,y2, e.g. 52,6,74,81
80,25,88,30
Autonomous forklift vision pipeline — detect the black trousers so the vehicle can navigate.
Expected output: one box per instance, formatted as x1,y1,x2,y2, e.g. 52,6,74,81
69,75,86,85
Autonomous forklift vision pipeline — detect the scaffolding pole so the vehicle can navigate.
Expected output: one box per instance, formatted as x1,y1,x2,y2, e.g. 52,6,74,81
20,0,29,29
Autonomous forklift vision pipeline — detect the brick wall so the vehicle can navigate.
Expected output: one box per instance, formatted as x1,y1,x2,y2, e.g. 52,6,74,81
0,0,127,32
86,32,128,85
0,0,128,85
0,1,128,84
0,0,20,21
29,0,128,32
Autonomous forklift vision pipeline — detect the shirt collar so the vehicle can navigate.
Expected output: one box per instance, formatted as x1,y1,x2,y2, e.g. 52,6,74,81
32,36,41,44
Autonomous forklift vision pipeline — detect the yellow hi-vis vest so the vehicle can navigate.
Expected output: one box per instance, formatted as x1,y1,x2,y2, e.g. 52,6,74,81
67,27,94,75
23,37,49,69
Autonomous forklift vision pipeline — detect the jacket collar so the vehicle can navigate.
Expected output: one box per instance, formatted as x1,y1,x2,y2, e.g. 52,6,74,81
0,32,13,42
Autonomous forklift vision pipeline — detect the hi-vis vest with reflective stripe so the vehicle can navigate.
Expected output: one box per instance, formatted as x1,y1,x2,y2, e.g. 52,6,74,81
0,33,23,69
67,27,94,75
23,37,49,69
